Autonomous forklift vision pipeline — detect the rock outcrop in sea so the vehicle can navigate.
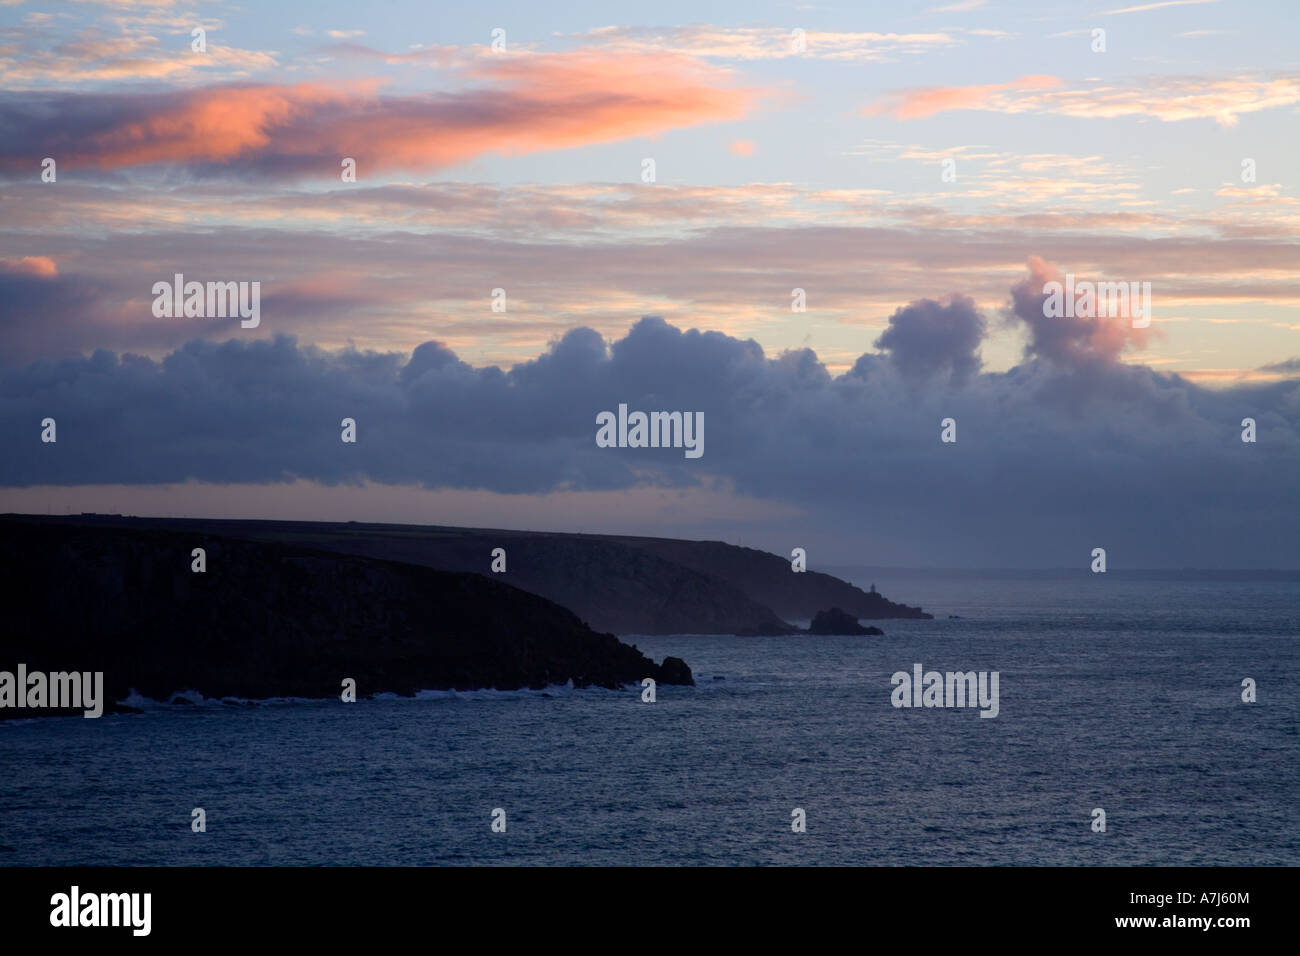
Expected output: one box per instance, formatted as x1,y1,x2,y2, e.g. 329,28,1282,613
807,608,884,636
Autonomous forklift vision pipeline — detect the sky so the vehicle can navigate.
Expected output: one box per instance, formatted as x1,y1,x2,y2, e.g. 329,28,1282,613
0,0,1297,567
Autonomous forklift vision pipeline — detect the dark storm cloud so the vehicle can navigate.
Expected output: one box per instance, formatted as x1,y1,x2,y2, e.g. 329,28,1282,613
874,294,986,385
2,276,1298,567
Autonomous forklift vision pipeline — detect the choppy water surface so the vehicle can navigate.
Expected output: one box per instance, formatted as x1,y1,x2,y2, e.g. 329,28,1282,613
2,570,1296,865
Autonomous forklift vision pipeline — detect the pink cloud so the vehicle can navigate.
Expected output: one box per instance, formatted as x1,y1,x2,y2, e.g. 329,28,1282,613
1010,256,1152,367
0,51,763,177
0,256,58,278
868,75,1061,120
868,72,1300,125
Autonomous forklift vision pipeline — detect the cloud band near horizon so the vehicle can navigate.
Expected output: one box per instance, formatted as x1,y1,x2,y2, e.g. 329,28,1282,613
3,272,1297,567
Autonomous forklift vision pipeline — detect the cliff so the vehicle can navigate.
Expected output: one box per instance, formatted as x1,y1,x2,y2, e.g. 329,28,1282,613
3,515,931,635
602,535,932,622
267,529,799,636
0,519,692,716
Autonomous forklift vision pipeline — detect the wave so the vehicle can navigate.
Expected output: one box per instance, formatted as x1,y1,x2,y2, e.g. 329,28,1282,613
119,689,321,711
114,677,716,711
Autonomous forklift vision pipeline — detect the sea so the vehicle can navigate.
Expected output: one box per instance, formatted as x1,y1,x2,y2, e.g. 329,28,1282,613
2,570,1296,866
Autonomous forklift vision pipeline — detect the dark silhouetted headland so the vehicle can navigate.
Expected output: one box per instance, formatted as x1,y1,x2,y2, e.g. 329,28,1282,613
8,515,930,635
0,518,692,717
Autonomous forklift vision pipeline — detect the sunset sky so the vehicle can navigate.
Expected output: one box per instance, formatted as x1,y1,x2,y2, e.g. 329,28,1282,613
1,0,1297,567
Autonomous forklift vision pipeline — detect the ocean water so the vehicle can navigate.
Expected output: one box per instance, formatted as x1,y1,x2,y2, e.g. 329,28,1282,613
1,571,1296,866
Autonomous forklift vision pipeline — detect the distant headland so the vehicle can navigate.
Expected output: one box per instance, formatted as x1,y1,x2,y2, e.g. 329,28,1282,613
4,514,930,636
0,514,931,716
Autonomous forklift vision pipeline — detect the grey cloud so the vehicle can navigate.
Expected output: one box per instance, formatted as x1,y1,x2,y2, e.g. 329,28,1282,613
3,222,1297,368
2,301,1298,567
1259,357,1300,375
874,294,986,385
